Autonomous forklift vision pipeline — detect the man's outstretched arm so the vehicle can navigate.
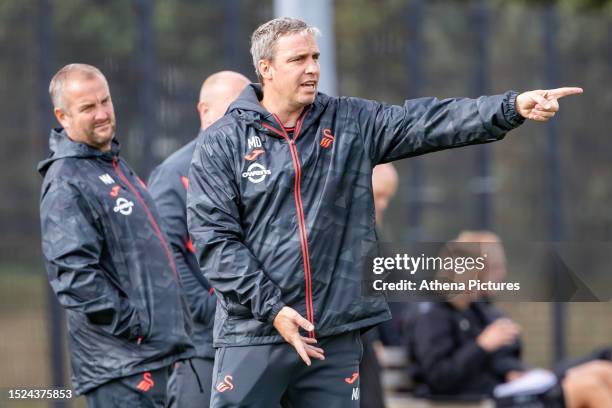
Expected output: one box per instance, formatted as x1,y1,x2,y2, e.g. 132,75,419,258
350,86,583,165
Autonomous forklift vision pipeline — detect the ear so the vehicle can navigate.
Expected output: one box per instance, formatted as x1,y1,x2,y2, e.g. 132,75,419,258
258,59,273,82
197,101,210,128
54,107,69,128
197,101,209,116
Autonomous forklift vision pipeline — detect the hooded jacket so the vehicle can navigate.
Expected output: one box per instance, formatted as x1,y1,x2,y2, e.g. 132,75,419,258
187,84,524,347
148,137,216,359
38,129,194,394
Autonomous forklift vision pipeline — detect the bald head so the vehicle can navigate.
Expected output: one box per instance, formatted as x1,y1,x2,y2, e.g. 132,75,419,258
198,71,250,129
372,163,399,227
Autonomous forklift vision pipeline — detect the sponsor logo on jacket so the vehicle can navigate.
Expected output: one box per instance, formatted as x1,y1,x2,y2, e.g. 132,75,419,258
113,197,134,215
242,163,271,183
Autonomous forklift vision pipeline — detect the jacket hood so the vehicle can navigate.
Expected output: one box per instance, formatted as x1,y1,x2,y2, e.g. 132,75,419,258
37,128,119,176
227,83,330,136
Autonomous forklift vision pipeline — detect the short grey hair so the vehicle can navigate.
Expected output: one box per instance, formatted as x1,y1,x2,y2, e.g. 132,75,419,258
49,63,107,110
250,17,320,82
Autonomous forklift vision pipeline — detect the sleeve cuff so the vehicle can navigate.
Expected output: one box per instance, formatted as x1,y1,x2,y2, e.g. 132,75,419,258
503,91,526,128
267,301,286,323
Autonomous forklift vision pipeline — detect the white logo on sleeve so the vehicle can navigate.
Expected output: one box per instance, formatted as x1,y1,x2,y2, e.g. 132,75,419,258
351,387,360,401
99,174,115,185
113,197,134,215
242,163,271,184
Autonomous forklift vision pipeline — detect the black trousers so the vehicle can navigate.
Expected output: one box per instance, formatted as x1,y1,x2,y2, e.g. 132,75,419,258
167,357,214,408
85,366,172,408
210,331,363,408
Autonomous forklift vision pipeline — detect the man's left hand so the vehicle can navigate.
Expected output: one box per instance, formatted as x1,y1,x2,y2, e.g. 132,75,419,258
516,87,583,122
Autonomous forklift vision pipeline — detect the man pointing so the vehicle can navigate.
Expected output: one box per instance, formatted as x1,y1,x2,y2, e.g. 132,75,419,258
187,17,581,407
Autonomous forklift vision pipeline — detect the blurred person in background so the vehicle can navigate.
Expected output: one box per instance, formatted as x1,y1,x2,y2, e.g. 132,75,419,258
187,16,582,407
359,163,399,408
148,70,250,408
38,64,194,407
409,231,612,407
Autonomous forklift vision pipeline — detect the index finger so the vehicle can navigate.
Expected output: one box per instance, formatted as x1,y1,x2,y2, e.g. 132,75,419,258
547,87,583,99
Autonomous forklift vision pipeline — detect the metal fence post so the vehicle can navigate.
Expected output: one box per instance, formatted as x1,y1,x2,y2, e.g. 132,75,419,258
543,4,567,363
471,0,492,230
36,1,68,406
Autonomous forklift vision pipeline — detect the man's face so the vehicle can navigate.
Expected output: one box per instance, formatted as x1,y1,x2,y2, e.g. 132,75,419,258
55,74,116,151
263,32,320,110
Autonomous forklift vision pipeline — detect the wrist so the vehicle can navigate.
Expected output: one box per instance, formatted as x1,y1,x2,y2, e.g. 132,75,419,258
504,91,526,127
269,302,287,323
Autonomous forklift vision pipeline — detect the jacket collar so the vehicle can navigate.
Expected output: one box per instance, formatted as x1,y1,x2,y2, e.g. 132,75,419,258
37,128,120,176
228,83,329,139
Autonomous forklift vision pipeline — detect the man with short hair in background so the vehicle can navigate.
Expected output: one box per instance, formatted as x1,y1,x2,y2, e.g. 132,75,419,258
187,17,582,407
148,70,250,408
39,63,193,407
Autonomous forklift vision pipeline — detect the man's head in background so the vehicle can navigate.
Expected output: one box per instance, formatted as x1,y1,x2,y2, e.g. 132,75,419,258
372,163,399,227
49,63,116,152
439,230,506,304
197,71,250,130
454,230,507,286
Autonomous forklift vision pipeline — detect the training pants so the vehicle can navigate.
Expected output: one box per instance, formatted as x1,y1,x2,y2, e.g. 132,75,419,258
210,330,363,408
85,366,171,408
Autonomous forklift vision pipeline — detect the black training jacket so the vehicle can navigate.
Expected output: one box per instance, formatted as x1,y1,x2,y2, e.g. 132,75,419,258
187,84,524,347
148,136,216,359
410,300,525,397
38,129,194,394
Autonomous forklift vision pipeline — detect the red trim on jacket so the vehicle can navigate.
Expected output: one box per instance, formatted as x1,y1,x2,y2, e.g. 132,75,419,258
262,109,315,338
112,158,178,278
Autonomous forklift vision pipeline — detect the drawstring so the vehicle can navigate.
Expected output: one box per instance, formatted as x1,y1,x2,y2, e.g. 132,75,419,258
187,358,204,394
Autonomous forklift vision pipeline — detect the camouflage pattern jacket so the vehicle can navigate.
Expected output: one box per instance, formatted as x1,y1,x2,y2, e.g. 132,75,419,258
148,137,216,359
187,84,524,347
38,129,193,394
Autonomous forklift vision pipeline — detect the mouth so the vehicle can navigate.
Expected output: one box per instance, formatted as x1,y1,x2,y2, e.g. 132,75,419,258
300,81,317,91
95,122,112,130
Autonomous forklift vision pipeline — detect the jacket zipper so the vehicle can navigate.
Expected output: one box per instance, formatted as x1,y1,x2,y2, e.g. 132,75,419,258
262,111,315,338
112,158,178,278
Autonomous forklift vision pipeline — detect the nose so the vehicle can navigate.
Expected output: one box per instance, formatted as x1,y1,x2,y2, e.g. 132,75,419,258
305,58,319,75
94,105,109,121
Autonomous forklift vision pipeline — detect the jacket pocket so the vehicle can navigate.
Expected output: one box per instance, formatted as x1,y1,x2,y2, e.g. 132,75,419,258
227,301,253,320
